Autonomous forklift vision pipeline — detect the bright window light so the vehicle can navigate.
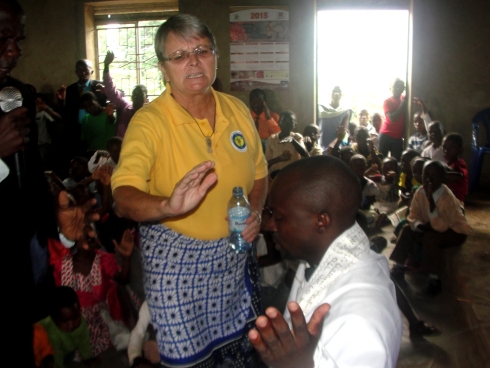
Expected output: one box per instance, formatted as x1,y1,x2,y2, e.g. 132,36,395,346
317,10,409,118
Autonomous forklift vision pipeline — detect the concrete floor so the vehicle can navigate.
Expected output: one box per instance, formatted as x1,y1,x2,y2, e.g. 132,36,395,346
390,185,490,368
76,185,490,368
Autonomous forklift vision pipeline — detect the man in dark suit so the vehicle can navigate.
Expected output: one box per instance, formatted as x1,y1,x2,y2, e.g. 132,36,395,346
0,1,56,365
1,2,100,365
58,59,106,164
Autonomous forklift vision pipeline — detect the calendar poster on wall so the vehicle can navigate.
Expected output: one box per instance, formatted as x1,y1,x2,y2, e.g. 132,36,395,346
229,7,289,91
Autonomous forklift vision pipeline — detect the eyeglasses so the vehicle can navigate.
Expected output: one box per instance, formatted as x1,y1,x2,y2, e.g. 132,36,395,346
163,45,217,64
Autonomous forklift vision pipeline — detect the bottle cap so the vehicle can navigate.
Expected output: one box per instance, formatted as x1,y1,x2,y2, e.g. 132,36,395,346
232,186,244,196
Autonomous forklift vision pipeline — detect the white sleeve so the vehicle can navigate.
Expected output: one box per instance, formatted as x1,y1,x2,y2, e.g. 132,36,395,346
44,111,55,122
128,301,151,365
0,159,9,182
315,316,399,368
421,112,431,131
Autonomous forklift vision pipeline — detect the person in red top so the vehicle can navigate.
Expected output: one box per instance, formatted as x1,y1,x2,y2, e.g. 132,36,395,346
443,133,468,204
249,88,280,149
379,79,407,160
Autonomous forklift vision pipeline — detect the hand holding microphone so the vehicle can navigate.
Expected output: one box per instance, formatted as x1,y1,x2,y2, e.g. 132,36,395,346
0,86,29,187
0,106,30,158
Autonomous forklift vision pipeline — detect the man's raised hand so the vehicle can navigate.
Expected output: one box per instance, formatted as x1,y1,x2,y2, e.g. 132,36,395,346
249,302,330,368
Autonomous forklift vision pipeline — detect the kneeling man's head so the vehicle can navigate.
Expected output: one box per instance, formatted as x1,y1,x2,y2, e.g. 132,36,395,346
267,155,361,266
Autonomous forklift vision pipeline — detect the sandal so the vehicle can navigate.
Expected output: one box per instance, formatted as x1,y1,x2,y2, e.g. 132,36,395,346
409,321,441,339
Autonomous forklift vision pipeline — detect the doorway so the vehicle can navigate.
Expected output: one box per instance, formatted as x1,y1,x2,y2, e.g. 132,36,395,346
317,9,410,120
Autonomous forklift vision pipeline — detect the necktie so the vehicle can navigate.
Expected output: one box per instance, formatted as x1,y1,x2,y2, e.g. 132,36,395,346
78,85,85,96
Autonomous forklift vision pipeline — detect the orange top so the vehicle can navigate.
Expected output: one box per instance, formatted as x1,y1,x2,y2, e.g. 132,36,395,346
33,324,55,366
250,110,281,140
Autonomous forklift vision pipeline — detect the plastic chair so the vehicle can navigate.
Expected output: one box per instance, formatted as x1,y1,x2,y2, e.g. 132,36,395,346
470,108,490,192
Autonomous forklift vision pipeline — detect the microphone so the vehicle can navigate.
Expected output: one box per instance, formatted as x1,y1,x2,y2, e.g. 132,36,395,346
0,86,25,188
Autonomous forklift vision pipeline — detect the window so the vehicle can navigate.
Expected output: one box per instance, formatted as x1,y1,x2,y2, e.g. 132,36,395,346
96,20,165,100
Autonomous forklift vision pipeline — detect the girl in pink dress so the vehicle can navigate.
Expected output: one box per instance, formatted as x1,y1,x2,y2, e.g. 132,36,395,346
53,229,134,356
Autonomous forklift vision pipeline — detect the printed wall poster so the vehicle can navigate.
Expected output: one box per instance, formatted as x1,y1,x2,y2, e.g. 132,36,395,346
230,7,289,91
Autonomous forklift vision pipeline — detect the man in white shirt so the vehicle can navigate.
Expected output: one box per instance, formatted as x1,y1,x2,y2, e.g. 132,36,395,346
249,155,402,368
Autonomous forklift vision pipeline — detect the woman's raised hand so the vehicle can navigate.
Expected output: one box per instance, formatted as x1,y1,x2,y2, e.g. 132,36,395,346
162,161,218,217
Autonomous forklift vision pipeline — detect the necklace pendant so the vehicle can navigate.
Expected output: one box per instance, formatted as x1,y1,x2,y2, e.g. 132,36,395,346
206,136,213,153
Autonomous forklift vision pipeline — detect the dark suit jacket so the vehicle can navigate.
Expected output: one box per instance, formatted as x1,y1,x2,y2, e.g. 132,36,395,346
63,79,106,153
0,77,57,366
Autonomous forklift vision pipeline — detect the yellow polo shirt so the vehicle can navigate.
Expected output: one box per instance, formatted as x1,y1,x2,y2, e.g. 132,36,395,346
112,86,267,240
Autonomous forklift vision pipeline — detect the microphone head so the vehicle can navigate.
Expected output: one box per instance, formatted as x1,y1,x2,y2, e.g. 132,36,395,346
0,86,23,113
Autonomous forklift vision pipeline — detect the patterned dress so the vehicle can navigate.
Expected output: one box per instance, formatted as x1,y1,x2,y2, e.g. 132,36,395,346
53,251,119,356
140,224,265,368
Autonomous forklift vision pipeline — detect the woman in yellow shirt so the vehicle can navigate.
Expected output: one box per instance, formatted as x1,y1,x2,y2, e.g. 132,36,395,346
111,14,267,368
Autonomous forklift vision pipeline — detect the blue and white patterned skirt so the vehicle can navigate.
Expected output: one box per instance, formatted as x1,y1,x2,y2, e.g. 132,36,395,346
139,223,264,368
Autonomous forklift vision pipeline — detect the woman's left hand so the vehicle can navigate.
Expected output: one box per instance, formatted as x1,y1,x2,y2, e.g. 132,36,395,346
240,209,261,243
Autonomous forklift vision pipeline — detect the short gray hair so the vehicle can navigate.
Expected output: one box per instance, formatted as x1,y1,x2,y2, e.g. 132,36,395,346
154,14,217,62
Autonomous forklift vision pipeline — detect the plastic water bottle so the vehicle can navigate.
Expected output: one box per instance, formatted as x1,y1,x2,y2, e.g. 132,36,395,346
228,186,252,253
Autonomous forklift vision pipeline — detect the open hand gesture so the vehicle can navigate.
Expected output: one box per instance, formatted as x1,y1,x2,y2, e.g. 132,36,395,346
162,161,217,217
57,191,100,242
104,51,115,67
113,229,134,258
249,302,330,368
336,124,346,142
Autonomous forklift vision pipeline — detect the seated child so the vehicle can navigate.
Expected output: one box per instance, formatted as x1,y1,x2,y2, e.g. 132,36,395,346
338,146,355,166
399,149,421,205
421,121,446,163
328,119,350,158
80,91,116,154
373,157,400,215
350,155,380,228
370,112,383,148
52,219,135,357
358,109,377,136
390,160,472,296
62,157,90,190
350,155,379,210
87,136,122,173
443,133,468,205
35,286,92,368
391,155,427,244
265,111,308,175
62,157,98,201
303,124,322,156
408,98,431,152
351,126,382,171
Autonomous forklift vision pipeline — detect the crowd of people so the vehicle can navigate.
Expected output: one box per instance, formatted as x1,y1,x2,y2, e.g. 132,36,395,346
0,1,473,367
